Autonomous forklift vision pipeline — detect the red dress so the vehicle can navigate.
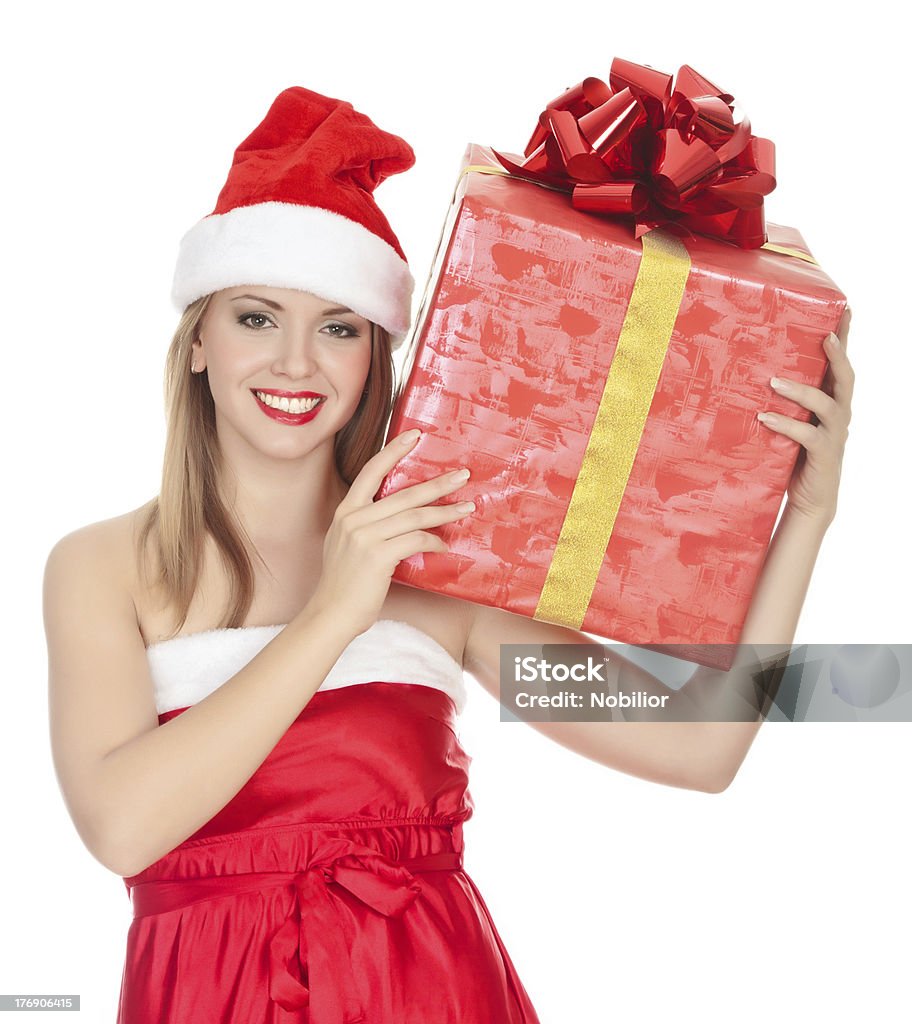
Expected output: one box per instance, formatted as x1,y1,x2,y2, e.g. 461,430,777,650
117,619,541,1024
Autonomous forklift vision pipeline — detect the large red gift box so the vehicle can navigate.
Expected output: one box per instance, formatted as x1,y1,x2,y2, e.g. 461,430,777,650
377,128,846,669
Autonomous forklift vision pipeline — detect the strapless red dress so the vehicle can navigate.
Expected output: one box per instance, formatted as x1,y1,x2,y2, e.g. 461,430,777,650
116,619,541,1024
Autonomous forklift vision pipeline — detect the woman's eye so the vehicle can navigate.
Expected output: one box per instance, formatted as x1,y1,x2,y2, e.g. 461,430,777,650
238,312,274,330
324,322,359,338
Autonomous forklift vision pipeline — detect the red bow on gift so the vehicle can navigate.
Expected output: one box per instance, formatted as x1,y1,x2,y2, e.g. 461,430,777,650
492,57,777,248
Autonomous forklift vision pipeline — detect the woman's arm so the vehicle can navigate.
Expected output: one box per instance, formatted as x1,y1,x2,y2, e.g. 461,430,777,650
44,520,358,878
463,311,854,792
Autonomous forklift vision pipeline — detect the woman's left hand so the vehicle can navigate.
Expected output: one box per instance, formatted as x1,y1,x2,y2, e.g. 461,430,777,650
758,306,854,526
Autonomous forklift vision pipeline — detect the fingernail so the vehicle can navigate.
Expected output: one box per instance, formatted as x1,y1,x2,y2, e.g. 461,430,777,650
400,428,422,445
770,376,789,390
826,331,840,348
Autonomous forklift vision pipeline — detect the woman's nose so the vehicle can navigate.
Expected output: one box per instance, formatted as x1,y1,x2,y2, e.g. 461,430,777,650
271,333,320,379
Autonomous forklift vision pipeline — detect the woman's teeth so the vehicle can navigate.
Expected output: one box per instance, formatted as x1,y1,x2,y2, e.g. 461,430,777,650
255,391,323,414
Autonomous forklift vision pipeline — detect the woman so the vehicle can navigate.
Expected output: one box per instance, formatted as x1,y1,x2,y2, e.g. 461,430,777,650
43,86,853,1023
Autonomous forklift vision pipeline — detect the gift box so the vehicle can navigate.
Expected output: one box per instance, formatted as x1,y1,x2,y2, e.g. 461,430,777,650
377,68,847,670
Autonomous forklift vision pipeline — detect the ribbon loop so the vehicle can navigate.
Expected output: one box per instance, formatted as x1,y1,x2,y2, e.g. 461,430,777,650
492,56,777,248
267,843,452,1023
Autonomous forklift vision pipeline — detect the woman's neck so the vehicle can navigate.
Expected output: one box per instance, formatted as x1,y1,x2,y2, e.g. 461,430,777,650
216,442,350,547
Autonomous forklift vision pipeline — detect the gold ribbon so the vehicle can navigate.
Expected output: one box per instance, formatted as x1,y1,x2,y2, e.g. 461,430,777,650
759,242,819,265
534,228,692,627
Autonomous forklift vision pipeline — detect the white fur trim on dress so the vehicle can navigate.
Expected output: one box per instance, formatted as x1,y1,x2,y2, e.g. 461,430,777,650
170,201,414,346
146,618,467,716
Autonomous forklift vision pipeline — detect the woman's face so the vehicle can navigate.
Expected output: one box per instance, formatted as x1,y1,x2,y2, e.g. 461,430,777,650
194,286,374,462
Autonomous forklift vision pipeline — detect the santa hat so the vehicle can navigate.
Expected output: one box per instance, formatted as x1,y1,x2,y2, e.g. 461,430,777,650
171,86,416,350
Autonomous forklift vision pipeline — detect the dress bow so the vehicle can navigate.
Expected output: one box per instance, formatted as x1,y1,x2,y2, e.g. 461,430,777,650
267,840,424,1023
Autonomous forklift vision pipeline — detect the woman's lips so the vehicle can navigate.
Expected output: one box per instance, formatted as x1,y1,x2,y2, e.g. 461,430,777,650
251,390,326,425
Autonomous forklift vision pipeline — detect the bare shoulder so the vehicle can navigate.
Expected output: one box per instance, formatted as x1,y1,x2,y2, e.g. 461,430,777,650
44,501,155,604
43,500,160,691
45,502,152,559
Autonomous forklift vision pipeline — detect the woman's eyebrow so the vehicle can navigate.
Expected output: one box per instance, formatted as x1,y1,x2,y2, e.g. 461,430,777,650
230,293,356,317
231,293,284,310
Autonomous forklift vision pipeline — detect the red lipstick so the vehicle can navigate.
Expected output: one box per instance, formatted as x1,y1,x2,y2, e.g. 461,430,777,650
251,388,326,425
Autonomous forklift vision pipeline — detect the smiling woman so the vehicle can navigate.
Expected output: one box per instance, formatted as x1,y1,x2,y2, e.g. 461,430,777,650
42,84,541,1024
132,283,394,637
42,77,855,1024
193,289,373,460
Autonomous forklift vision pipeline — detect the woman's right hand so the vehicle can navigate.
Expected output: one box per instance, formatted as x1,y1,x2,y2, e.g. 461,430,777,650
306,430,475,636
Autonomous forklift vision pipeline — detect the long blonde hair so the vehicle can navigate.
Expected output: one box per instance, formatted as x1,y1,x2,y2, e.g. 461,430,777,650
136,294,397,639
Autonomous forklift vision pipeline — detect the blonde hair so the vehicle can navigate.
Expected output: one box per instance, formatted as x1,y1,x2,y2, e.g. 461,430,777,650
136,294,397,639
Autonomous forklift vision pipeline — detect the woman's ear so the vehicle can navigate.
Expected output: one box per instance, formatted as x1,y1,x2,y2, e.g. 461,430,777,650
190,335,207,373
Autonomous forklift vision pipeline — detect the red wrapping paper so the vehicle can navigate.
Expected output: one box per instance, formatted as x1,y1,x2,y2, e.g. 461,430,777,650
377,142,847,669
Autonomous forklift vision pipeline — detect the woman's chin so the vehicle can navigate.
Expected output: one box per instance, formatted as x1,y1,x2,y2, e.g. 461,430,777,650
214,405,351,462
253,434,335,462
214,423,335,464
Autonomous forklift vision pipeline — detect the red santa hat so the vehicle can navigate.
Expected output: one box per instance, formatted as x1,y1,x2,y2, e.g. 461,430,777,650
171,86,416,350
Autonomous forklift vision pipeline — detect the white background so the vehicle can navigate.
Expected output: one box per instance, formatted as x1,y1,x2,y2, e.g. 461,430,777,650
2,1,909,1022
